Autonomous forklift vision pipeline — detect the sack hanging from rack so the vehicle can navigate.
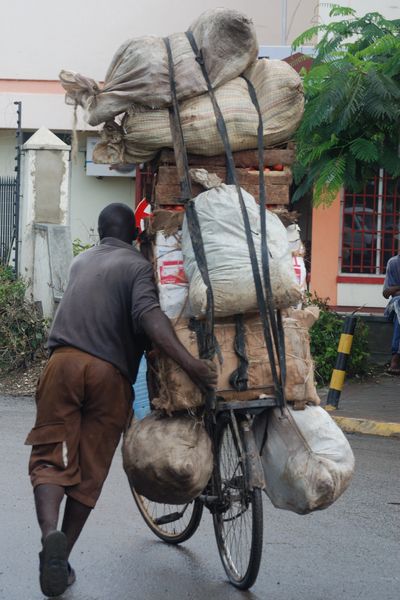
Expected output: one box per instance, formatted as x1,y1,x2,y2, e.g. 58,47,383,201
59,8,258,126
181,184,302,318
253,405,355,514
122,413,213,504
92,58,304,164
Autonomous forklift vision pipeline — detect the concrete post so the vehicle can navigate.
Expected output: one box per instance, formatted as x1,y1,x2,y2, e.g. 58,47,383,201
19,127,72,318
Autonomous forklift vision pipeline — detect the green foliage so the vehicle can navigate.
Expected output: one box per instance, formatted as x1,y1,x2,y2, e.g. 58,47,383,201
72,238,93,256
0,267,48,373
306,293,370,385
292,5,400,205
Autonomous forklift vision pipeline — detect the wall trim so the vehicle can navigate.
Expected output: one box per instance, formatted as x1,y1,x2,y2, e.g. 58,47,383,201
337,276,385,285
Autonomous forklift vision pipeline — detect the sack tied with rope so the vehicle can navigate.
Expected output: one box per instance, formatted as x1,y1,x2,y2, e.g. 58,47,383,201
122,412,213,504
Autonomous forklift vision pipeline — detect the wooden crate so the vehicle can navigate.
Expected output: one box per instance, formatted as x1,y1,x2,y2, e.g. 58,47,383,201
158,144,295,169
155,165,291,205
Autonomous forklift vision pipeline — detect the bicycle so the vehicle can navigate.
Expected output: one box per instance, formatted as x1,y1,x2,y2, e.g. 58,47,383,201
128,394,277,590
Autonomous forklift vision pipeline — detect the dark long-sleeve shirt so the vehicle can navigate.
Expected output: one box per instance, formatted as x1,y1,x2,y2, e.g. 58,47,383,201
48,237,159,383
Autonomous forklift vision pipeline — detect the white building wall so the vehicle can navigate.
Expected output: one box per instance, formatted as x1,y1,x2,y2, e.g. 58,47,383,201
0,130,134,244
0,0,317,246
0,131,15,176
0,92,96,131
0,0,317,81
337,283,387,310
70,133,135,244
319,1,400,23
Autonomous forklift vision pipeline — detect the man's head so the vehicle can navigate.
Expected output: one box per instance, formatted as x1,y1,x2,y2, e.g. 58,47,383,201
98,203,138,245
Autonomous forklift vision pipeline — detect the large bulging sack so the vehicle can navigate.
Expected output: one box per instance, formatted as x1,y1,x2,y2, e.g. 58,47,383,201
151,308,320,414
59,8,258,126
253,405,355,514
122,413,213,504
182,184,302,317
94,59,304,164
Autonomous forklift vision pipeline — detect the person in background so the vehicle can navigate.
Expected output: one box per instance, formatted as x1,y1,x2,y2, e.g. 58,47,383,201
25,203,217,597
383,252,400,375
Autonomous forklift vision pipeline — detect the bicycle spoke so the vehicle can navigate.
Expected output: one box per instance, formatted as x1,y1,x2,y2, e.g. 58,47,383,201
213,417,262,589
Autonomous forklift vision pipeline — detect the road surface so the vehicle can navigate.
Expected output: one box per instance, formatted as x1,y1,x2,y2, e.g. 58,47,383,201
1,394,399,600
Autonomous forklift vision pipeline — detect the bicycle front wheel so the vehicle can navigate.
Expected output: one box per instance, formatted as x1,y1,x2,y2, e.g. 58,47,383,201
131,486,203,545
213,416,263,589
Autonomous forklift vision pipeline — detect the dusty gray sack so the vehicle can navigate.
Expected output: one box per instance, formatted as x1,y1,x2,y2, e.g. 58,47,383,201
122,413,213,505
59,8,258,126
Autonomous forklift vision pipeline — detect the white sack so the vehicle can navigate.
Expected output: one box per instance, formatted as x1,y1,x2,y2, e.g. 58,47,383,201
123,413,213,504
155,231,189,319
60,8,258,125
253,405,355,514
182,185,302,317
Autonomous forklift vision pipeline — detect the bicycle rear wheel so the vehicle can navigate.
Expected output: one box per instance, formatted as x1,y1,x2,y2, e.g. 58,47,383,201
213,416,263,589
131,486,203,544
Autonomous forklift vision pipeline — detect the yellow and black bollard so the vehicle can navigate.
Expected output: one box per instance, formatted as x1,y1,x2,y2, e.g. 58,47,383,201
326,315,358,410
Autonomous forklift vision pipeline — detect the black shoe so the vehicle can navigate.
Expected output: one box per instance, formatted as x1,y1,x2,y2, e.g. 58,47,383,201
39,531,68,597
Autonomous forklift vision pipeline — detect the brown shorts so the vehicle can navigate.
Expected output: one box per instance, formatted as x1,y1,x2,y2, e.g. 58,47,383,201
25,347,132,508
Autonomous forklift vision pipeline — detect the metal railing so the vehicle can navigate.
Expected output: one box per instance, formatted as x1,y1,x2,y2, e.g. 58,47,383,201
0,176,17,267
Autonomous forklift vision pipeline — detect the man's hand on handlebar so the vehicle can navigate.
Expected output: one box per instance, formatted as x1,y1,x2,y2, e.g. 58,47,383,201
184,358,218,394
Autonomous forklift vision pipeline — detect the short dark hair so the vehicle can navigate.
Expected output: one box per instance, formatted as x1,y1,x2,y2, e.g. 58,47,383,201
98,203,137,243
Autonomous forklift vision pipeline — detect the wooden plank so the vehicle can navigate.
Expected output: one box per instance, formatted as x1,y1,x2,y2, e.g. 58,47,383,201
157,165,226,185
155,182,289,205
158,145,295,168
157,165,292,187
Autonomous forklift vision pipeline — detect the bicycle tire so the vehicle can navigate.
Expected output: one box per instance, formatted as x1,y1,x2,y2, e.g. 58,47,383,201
213,416,263,589
130,486,204,545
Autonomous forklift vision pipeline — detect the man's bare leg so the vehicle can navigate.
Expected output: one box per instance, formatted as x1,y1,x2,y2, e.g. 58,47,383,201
61,496,92,557
389,353,400,372
34,484,64,540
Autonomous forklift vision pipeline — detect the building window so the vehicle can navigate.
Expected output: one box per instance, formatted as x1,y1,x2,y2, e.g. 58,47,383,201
341,170,400,275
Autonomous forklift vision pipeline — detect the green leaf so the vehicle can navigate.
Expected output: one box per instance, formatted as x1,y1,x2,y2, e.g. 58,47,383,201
350,138,379,162
294,7,400,206
329,5,356,18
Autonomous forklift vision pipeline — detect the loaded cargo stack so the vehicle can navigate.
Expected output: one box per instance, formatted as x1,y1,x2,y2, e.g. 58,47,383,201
60,7,318,414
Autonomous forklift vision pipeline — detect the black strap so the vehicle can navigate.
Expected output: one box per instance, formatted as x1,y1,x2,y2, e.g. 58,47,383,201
163,36,217,365
229,315,249,392
242,75,287,391
189,317,221,363
164,37,192,201
185,30,285,407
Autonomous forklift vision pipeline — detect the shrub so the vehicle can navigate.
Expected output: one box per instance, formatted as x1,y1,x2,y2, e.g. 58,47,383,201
72,238,93,256
306,293,370,386
0,266,48,373
292,5,400,205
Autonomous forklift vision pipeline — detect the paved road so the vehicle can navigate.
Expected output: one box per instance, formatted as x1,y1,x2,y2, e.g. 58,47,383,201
1,394,399,600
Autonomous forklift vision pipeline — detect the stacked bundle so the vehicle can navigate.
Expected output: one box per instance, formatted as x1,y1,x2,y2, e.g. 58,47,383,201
149,172,321,411
61,9,332,506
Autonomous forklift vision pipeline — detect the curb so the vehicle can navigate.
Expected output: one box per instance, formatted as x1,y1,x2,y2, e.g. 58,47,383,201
331,415,400,439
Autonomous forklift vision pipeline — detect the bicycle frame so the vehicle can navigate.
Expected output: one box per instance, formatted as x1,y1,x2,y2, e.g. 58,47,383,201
200,395,277,512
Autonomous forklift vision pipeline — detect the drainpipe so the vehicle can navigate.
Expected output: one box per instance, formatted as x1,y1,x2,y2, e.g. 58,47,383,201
281,0,287,45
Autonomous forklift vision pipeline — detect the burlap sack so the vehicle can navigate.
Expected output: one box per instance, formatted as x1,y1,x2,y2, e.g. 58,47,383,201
151,307,320,415
94,58,303,164
59,8,258,125
122,413,213,504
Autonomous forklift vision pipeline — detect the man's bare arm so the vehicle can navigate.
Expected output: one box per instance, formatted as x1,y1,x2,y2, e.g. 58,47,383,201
140,307,217,393
383,285,400,299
